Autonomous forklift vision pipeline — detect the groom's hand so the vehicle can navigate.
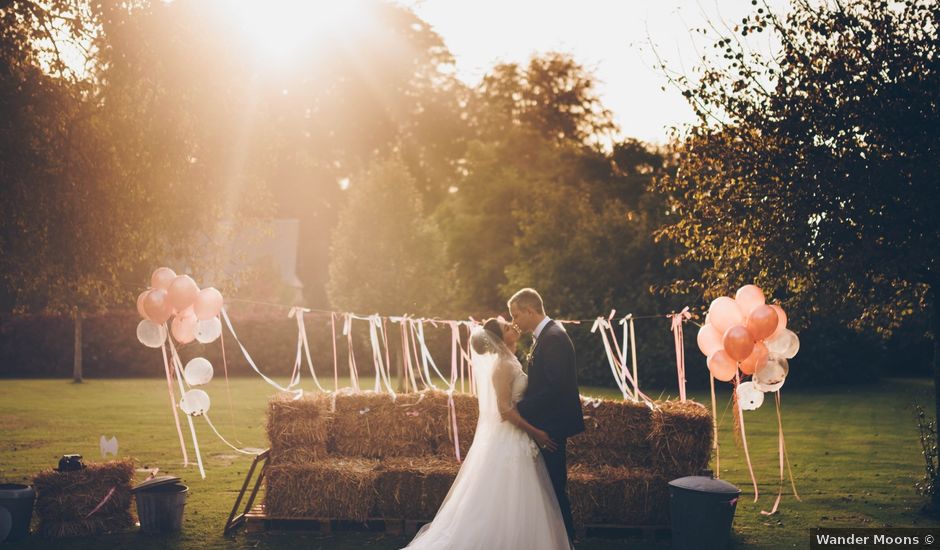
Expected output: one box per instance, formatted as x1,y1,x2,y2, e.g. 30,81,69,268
533,429,558,452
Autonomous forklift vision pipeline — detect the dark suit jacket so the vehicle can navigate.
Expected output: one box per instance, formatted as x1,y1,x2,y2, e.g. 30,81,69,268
517,320,585,440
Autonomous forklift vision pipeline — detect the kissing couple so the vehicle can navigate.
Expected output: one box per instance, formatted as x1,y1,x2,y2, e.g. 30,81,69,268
403,288,585,549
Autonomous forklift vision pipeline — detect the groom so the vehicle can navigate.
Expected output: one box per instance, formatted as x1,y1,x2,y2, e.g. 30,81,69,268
509,288,585,543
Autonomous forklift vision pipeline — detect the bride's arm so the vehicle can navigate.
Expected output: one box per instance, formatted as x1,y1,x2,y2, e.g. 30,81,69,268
493,364,558,452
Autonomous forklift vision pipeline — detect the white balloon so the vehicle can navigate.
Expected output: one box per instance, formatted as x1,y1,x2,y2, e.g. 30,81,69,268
766,329,800,358
184,357,214,386
136,320,167,348
754,354,789,392
180,389,210,416
195,317,222,344
736,381,765,411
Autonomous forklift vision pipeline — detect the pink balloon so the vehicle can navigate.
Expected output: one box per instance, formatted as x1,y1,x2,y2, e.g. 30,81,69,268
708,297,744,335
707,350,737,382
150,267,177,291
770,304,788,337
746,305,779,341
168,275,200,312
194,287,224,320
697,324,724,357
723,325,755,362
143,289,173,324
735,284,766,316
136,291,150,320
171,313,198,344
740,341,769,375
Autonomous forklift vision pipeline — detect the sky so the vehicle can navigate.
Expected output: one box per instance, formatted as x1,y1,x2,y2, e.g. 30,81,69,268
403,0,790,144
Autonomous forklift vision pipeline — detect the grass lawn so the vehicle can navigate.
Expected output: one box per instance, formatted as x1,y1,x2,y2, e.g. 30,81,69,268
0,377,937,549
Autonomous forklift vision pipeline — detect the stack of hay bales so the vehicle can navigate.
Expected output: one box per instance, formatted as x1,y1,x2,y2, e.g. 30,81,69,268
264,390,712,528
32,460,135,538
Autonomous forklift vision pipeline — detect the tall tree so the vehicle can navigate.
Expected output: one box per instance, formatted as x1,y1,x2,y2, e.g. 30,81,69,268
327,156,453,317
654,0,939,456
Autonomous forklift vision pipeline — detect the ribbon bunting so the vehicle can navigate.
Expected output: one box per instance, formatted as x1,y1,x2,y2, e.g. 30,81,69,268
670,306,692,402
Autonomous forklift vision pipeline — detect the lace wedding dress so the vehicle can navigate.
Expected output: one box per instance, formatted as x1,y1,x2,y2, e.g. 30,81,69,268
402,328,572,550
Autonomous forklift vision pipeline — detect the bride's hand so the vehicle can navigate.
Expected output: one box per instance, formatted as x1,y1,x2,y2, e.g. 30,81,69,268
532,429,558,452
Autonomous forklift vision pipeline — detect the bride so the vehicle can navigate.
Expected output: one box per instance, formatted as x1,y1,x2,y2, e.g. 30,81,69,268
402,317,573,550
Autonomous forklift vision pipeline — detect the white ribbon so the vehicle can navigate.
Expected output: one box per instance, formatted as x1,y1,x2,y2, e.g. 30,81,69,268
220,307,303,399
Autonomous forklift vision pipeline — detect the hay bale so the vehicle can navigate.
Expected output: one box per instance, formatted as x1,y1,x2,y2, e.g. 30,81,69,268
329,390,476,459
649,400,713,477
373,457,459,520
569,397,653,468
264,458,378,521
32,459,135,538
568,465,670,527
267,393,332,464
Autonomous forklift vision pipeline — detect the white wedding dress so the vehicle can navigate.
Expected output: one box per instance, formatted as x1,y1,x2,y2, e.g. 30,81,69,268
402,329,573,550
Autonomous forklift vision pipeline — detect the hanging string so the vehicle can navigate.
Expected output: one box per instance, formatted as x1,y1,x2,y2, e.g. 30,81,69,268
670,306,692,402
160,340,189,467
734,371,759,502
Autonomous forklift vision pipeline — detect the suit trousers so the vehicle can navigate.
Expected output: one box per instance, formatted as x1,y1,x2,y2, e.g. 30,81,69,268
540,437,575,542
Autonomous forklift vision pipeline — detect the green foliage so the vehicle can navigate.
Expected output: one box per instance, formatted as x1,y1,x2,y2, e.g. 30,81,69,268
327,156,454,316
654,0,939,337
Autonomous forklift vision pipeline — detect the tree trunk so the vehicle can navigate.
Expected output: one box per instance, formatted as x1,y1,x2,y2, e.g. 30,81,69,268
73,306,83,383
931,282,940,509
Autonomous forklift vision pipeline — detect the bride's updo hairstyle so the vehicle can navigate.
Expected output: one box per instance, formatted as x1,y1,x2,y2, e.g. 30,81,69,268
470,318,503,355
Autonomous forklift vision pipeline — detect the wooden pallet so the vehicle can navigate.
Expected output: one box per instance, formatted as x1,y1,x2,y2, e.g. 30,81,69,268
244,505,668,541
577,524,670,540
243,505,431,536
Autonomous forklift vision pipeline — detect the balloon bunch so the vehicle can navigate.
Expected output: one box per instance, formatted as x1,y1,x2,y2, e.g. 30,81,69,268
135,267,224,349
696,284,800,410
135,267,224,417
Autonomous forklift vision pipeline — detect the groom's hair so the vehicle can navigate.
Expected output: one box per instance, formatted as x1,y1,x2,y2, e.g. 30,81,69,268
508,288,545,314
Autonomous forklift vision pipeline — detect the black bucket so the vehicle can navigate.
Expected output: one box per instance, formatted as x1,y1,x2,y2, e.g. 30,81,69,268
135,483,187,534
668,474,741,550
0,484,35,542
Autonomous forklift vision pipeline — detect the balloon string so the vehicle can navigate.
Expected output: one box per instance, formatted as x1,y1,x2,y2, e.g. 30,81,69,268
218,325,241,445
160,341,189,466
735,372,759,502
710,373,720,478
167,336,206,479
203,414,260,455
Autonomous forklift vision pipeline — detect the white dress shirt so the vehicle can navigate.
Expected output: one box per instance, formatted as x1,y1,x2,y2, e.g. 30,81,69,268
533,317,552,341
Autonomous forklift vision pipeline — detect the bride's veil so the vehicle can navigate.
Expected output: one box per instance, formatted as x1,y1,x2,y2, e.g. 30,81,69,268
469,326,515,428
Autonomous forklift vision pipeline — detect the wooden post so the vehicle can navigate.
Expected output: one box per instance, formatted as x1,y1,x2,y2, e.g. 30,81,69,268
72,306,83,383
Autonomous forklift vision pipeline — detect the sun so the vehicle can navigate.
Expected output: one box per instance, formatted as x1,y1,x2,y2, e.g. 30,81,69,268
229,0,365,60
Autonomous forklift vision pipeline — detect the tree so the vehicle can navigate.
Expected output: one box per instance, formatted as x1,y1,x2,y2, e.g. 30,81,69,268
654,0,939,477
0,0,263,380
327,156,453,317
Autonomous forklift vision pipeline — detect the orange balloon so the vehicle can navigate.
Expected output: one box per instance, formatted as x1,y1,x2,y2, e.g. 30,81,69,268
723,325,755,362
746,305,779,341
697,324,724,357
735,284,766,316
739,342,769,374
143,289,173,324
770,304,788,338
150,267,177,291
136,290,150,320
194,287,224,320
168,275,200,312
707,350,737,382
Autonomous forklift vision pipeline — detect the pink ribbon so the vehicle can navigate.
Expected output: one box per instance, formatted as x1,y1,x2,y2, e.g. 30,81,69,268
160,341,189,466
670,307,691,402
761,391,801,515
219,319,240,444
448,390,462,463
330,313,339,391
734,372,759,502
83,486,116,519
